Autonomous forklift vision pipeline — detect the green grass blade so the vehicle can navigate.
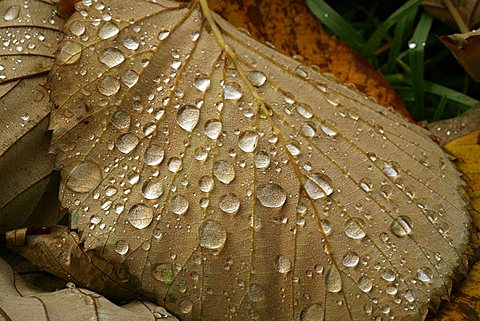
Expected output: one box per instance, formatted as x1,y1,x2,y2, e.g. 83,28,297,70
306,0,366,52
362,0,422,57
432,95,448,121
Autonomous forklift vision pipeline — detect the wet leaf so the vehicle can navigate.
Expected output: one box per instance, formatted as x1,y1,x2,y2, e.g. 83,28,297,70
440,29,480,82
0,254,178,320
0,0,64,232
425,108,480,145
423,0,480,30
42,0,472,320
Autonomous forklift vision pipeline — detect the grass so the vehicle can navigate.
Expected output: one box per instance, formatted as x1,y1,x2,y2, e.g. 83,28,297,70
306,0,480,122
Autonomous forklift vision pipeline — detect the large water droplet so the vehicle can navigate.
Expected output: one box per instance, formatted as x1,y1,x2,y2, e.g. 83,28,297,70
383,162,399,178
122,70,139,87
275,255,292,274
254,151,270,169
176,105,199,132
127,204,153,229
417,267,433,283
220,194,240,214
238,130,258,153
115,240,129,255
168,157,183,173
213,160,235,184
301,304,324,321
116,133,139,154
304,173,333,200
257,183,287,208
70,21,86,36
342,251,359,267
199,175,214,193
144,144,165,166
325,266,342,293
142,180,164,200
199,220,226,250
204,119,222,140
57,41,82,65
111,110,130,129
286,141,302,156
320,124,337,137
4,5,20,21
97,76,120,96
194,74,211,92
223,82,242,100
248,283,266,302
344,218,366,239
247,71,267,87
99,48,125,68
357,276,373,292
65,162,102,193
390,216,413,237
98,22,119,39
170,194,189,215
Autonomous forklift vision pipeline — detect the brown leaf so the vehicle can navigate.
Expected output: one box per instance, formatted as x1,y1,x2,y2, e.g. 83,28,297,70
425,108,480,145
423,0,480,30
440,29,480,82
42,0,472,320
0,254,178,320
0,0,64,232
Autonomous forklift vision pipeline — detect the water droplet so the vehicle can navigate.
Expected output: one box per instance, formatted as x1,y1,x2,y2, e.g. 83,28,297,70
116,133,139,154
122,70,139,87
115,240,129,255
127,204,153,229
158,30,170,40
417,267,432,283
344,218,366,239
286,141,302,156
144,144,165,166
123,38,139,50
248,283,266,302
65,162,102,193
220,194,241,214
111,110,130,129
142,180,164,200
223,82,242,100
57,41,82,65
170,194,189,215
70,21,86,36
301,304,324,321
194,74,211,92
390,216,413,237
179,300,193,314
301,122,316,137
199,175,214,193
238,130,258,153
99,48,125,68
257,183,287,208
247,71,267,87
168,157,183,173
4,5,20,21
304,173,333,199
97,76,120,96
320,219,331,235
275,255,291,274
320,124,337,137
204,119,222,140
199,220,226,250
153,263,174,284
98,22,119,39
176,105,199,132
357,276,373,293
213,160,235,184
254,151,270,169
325,266,342,293
383,162,399,178
342,251,359,268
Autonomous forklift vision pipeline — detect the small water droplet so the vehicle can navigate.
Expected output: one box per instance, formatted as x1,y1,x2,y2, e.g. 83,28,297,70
390,216,413,237
357,276,373,293
383,162,399,178
253,151,270,169
213,160,235,184
98,21,119,39
170,194,189,215
99,48,125,68
116,133,139,154
57,41,82,65
123,38,139,50
122,70,139,87
127,204,153,229
4,5,20,21
158,30,170,40
223,82,242,100
204,119,222,140
247,71,267,87
342,251,359,268
417,267,432,283
238,130,258,153
115,240,129,255
257,183,287,208
176,105,199,132
248,283,266,302
110,110,130,129
70,21,86,36
65,162,102,193
142,180,164,200
168,157,183,173
320,124,337,137
301,122,316,137
325,266,342,293
199,220,227,250
98,76,120,96
144,144,164,166
194,74,211,92
220,194,241,214
304,173,333,199
275,255,292,274
286,141,302,156
344,217,366,239
199,175,214,193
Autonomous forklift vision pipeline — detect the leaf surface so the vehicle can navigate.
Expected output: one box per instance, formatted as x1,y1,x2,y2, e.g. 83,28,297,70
423,0,480,30
440,29,480,82
44,1,473,320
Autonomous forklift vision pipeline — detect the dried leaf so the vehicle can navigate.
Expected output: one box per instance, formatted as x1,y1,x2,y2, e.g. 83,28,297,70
423,0,480,30
425,108,480,145
440,29,480,82
0,0,64,232
0,255,178,320
42,0,472,320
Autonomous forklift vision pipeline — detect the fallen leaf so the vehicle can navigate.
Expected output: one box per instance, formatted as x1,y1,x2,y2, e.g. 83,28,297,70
0,0,64,232
425,108,480,145
423,0,480,30
0,255,178,320
440,29,480,82
37,0,474,320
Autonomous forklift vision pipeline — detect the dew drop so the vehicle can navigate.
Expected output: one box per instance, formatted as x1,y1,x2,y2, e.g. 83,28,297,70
153,263,174,284
142,180,164,200
219,194,241,214
383,162,399,178
275,255,292,274
301,304,324,321
247,71,267,87
325,266,342,293
114,240,129,255
111,110,130,129
238,130,258,153
144,144,165,166
98,22,119,39
248,283,266,302
417,267,432,283
158,30,170,40
223,82,242,100
320,124,337,137
344,218,366,239
342,251,359,268
99,48,125,68
194,74,211,92
176,105,199,132
286,141,302,156
304,173,334,199
97,76,120,96
123,38,139,50
127,204,153,229
253,151,270,169
390,216,413,237
296,103,313,119
199,220,227,250
199,175,214,193
65,162,102,193
301,122,316,137
170,194,189,215
357,276,373,293
257,183,287,208
168,157,183,173
122,70,139,87
57,41,82,65
204,119,222,140
213,160,235,184
70,21,86,36
116,133,139,154
4,5,20,21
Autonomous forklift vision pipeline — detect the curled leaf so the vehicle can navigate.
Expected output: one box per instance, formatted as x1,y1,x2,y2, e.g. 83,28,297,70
440,29,480,82
43,0,472,320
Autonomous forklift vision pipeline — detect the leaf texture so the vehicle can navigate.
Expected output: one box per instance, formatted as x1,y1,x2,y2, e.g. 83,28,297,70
0,0,63,232
0,255,179,321
46,1,472,320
